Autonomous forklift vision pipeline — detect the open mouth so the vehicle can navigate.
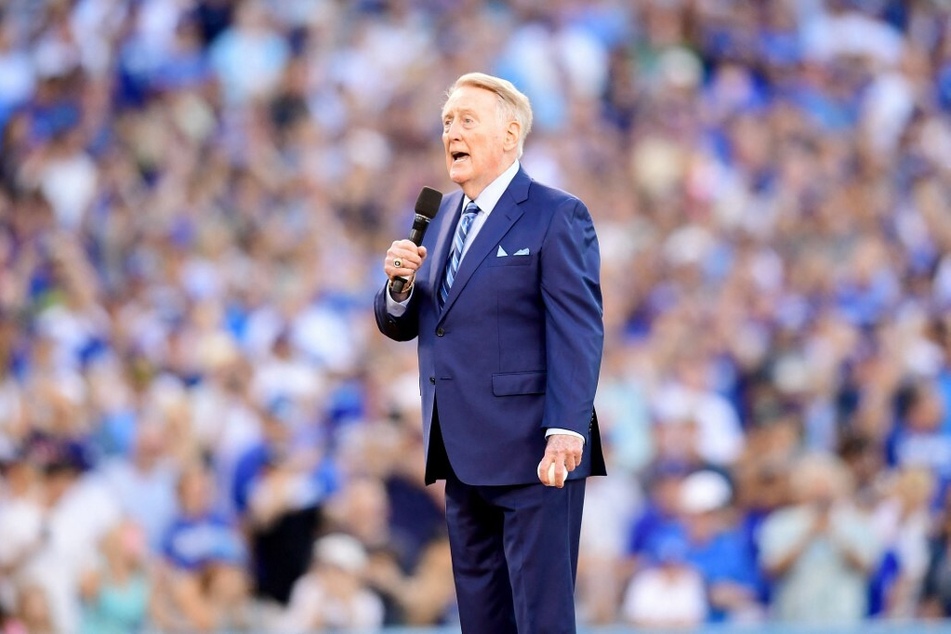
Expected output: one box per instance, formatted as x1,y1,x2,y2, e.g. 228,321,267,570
451,151,469,163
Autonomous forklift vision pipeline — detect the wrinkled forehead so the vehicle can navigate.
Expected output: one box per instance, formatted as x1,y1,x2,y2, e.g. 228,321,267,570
442,85,500,117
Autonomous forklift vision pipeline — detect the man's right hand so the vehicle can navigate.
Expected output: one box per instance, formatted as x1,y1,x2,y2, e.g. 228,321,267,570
384,240,427,300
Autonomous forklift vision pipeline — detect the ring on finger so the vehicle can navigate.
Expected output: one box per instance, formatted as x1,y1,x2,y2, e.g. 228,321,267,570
393,258,402,268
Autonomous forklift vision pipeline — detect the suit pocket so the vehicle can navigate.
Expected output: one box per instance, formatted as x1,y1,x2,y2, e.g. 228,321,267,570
492,371,547,395
488,255,534,267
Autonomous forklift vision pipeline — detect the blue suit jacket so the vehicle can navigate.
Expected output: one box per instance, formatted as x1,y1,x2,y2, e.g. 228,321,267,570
375,168,605,486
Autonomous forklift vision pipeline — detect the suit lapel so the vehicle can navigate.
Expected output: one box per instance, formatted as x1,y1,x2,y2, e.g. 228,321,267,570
438,169,532,318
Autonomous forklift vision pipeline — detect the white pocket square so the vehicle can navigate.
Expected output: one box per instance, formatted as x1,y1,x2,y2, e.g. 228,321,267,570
496,245,508,257
514,248,530,256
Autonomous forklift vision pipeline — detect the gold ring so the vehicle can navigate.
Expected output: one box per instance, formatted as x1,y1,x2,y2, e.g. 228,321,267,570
393,259,402,268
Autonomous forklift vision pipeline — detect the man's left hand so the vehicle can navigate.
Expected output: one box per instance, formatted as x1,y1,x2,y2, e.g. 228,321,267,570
537,434,583,488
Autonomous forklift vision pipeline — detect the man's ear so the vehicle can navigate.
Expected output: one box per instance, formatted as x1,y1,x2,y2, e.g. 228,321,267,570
504,120,521,152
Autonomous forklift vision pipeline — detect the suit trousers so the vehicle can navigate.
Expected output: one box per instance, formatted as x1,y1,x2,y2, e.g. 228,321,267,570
443,453,586,633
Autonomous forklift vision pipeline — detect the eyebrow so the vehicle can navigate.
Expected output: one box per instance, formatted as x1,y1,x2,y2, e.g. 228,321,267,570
443,107,477,120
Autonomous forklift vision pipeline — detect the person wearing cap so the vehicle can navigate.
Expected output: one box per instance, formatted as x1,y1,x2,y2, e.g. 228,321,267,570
621,532,708,628
278,533,384,632
676,470,763,623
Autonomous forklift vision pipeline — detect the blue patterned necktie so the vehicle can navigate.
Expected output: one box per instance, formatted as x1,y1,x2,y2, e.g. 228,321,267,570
439,202,480,309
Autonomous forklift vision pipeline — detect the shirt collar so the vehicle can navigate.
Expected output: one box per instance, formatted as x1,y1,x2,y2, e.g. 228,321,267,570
464,160,520,216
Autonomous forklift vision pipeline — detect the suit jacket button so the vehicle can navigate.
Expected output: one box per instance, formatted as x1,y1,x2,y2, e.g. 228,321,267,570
429,377,436,384
436,328,445,337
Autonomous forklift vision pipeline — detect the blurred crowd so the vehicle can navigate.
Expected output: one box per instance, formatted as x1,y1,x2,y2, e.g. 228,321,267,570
2,0,951,631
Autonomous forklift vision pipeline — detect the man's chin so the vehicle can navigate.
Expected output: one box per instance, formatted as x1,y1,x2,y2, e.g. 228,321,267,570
448,169,468,186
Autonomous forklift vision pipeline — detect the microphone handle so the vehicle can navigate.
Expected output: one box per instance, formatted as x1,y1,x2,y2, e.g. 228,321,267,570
392,214,433,294
408,226,425,244
391,275,410,294
391,226,422,294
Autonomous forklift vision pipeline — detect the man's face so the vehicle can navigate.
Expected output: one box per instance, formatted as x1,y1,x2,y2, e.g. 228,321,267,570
442,85,518,199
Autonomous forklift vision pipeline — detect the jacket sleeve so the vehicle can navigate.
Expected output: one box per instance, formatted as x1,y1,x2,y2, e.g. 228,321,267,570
539,197,604,438
374,283,420,342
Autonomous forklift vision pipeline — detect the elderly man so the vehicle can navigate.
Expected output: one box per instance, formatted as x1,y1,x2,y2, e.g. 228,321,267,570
375,72,605,633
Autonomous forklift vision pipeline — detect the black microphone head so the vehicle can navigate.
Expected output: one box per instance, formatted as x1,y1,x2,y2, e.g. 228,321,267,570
415,186,443,220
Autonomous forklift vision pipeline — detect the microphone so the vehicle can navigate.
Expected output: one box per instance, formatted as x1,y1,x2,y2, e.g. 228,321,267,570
391,186,443,294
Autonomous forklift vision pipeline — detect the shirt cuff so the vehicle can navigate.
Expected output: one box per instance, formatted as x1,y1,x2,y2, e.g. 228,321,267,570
545,428,585,445
385,283,413,316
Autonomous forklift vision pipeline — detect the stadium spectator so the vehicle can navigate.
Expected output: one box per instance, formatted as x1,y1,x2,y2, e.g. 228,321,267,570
231,395,336,608
18,438,121,634
676,470,763,623
97,419,179,552
153,462,250,633
277,532,384,632
620,532,708,628
759,453,881,623
923,485,951,618
1,0,951,629
869,466,935,617
78,520,152,634
0,453,44,620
